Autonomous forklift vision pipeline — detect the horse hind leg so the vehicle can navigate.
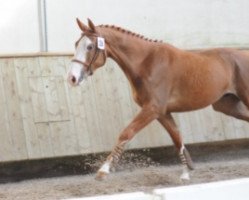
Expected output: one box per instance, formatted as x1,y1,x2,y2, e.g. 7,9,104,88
234,51,249,111
237,84,249,111
212,94,249,122
158,114,194,181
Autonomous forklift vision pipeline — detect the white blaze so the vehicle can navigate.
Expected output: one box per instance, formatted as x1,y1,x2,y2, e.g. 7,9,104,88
68,36,92,84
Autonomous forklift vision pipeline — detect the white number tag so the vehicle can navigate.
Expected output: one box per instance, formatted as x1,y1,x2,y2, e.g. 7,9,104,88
97,37,105,50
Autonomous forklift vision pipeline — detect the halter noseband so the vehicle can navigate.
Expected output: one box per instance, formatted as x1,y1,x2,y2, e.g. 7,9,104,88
71,33,106,75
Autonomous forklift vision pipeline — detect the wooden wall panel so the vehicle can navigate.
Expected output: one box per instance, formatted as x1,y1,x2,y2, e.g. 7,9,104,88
0,59,28,160
0,60,16,161
0,55,248,162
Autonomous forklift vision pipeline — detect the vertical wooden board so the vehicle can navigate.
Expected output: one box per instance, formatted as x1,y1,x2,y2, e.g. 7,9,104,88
63,57,91,154
213,112,226,141
102,63,124,137
36,123,54,158
80,82,100,153
28,57,54,158
91,69,116,151
83,77,106,152
53,56,68,76
243,122,249,138
0,60,15,161
109,60,135,129
68,85,92,153
61,57,74,119
1,58,28,160
49,121,78,156
46,122,61,157
46,80,77,155
187,110,206,143
38,57,77,156
210,108,226,141
73,117,91,154
62,58,80,154
39,57,57,77
233,119,247,139
29,77,48,123
27,57,42,77
177,113,194,144
197,107,224,142
220,114,237,140
192,109,211,143
55,77,70,120
43,77,60,121
14,58,41,159
39,56,68,121
42,123,59,156
38,56,66,77
43,76,70,122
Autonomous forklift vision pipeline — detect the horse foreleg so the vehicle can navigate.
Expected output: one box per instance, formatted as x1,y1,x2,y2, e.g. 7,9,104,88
158,114,194,181
95,105,159,180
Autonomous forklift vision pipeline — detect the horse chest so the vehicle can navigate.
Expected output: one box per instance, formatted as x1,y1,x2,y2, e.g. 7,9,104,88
131,86,146,106
129,76,147,105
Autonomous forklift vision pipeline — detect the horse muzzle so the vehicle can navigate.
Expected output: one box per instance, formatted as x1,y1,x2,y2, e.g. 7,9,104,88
67,71,84,86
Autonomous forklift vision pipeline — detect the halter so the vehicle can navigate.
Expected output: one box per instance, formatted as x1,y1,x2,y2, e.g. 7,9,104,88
71,33,106,75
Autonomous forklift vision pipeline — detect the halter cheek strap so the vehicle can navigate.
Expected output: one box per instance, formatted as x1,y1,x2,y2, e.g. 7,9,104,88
71,34,106,75
72,48,100,75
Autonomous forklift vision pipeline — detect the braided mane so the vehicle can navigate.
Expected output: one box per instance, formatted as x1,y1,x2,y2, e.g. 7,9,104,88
98,24,163,43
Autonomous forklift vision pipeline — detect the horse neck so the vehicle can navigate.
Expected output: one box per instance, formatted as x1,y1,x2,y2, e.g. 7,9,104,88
99,27,152,78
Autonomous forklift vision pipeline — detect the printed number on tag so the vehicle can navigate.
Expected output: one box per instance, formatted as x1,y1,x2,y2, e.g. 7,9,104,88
97,37,105,50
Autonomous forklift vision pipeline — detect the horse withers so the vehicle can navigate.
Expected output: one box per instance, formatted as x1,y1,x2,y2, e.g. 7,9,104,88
67,18,249,181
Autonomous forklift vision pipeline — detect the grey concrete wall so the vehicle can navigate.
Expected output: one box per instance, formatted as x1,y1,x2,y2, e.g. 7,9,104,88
0,0,248,53
0,0,40,53
46,0,249,51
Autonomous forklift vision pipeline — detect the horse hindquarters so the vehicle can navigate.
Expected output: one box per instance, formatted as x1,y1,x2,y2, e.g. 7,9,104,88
213,51,249,122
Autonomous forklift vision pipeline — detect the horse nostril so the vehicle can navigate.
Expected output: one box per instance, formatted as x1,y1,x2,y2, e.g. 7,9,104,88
68,74,77,86
71,76,76,84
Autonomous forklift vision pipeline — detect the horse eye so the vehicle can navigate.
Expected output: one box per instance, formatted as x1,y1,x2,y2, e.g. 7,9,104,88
87,44,94,51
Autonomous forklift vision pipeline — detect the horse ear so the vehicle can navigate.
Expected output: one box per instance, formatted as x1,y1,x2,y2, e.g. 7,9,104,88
87,18,96,32
76,18,89,32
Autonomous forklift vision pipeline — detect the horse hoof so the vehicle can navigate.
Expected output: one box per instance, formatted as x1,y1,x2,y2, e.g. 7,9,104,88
95,171,108,181
187,161,195,171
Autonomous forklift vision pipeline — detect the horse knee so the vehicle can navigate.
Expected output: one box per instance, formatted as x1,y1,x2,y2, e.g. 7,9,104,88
118,132,132,142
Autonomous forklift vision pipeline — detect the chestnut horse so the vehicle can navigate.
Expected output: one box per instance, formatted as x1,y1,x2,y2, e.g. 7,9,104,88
67,18,249,180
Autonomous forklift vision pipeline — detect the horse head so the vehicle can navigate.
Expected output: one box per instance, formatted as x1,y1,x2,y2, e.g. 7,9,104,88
68,18,107,86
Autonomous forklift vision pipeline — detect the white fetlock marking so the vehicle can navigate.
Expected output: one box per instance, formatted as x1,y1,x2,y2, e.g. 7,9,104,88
98,162,111,174
180,166,190,180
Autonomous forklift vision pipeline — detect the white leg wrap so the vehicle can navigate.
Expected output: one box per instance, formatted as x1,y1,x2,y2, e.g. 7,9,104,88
179,144,190,180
